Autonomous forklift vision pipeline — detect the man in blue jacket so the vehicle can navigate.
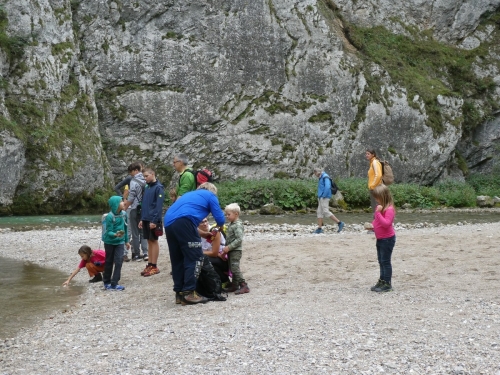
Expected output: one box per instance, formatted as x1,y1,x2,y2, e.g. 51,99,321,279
313,167,344,234
164,182,225,305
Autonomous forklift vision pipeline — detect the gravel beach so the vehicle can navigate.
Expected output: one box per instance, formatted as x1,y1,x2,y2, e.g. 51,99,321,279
0,221,499,374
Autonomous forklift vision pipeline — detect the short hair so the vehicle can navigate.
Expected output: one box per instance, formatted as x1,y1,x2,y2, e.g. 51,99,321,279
313,167,323,174
197,182,217,195
225,203,241,214
78,245,92,258
366,149,377,157
128,162,142,173
143,167,155,175
175,153,189,166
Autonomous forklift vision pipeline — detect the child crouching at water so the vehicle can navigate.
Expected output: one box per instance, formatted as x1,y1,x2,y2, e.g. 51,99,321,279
62,245,105,286
370,184,396,293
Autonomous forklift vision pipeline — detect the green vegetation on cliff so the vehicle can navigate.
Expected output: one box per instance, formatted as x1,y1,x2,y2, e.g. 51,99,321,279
337,10,500,136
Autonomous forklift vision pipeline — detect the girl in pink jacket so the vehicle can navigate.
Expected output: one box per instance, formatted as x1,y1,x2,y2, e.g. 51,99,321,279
370,185,396,293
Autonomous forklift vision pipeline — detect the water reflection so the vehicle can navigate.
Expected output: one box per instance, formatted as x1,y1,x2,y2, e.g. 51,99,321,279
0,257,84,339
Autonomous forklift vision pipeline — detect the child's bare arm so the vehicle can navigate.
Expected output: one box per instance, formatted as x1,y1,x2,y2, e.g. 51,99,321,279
62,267,81,286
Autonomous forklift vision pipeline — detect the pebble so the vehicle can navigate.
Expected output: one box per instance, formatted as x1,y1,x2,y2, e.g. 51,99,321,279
0,222,499,374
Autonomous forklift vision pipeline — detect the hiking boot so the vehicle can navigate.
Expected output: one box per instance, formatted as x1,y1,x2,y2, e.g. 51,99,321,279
89,273,103,283
175,291,182,305
313,228,323,234
123,255,131,262
370,279,383,291
181,291,208,305
143,266,160,277
223,282,238,293
234,282,250,295
374,281,393,293
338,222,345,233
141,265,153,276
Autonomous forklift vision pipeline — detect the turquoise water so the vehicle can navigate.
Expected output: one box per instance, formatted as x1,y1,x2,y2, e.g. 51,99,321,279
0,210,499,231
0,257,84,339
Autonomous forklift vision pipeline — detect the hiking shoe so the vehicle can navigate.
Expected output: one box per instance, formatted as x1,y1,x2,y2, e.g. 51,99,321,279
338,222,345,233
111,284,125,291
175,291,182,305
143,255,149,261
313,228,323,234
181,291,208,305
141,265,152,276
223,282,238,293
234,282,250,295
370,279,383,291
89,273,103,283
143,266,160,277
374,281,393,293
123,255,130,262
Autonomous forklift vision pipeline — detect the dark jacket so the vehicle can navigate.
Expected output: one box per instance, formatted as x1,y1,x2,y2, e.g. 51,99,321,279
141,179,165,224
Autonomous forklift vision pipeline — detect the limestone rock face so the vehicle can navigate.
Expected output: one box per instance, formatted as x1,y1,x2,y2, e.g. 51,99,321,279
0,131,25,207
0,0,499,213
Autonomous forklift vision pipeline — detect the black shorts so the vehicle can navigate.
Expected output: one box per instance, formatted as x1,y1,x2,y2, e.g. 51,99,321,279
142,221,162,240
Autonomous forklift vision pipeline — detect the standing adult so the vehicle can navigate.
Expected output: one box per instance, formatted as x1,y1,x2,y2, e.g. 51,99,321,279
122,162,148,261
173,153,196,200
164,183,225,305
312,167,344,234
365,149,383,212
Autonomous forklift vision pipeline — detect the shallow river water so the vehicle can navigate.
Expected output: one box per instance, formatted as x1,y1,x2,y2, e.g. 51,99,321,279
0,258,83,339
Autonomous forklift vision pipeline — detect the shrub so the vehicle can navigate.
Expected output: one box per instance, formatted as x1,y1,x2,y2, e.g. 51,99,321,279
466,173,500,197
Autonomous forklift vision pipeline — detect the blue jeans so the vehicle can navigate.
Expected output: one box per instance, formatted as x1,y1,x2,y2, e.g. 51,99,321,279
376,235,396,284
165,217,203,293
103,243,125,286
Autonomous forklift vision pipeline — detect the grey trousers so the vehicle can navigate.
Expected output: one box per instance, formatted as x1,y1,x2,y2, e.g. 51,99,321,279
129,207,148,256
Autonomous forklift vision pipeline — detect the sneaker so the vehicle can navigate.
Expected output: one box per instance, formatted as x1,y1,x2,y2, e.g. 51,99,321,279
143,255,149,261
104,284,113,290
338,222,345,233
111,284,125,291
370,279,383,291
313,228,323,234
374,281,393,293
175,291,182,305
141,265,153,276
143,266,160,277
234,282,250,295
89,273,103,283
181,291,208,305
123,255,131,262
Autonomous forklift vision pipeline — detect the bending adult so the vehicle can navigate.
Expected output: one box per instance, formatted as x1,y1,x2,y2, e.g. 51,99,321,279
366,148,383,212
198,218,229,283
164,182,225,305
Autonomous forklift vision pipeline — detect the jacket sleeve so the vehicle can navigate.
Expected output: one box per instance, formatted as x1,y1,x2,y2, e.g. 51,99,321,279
209,194,226,226
152,185,165,224
369,160,383,190
372,207,395,229
114,175,132,196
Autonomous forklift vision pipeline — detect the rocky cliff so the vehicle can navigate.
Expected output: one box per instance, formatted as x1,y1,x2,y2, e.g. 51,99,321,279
0,0,499,214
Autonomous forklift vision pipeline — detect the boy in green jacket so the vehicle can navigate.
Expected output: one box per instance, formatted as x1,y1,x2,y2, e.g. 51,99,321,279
102,196,130,291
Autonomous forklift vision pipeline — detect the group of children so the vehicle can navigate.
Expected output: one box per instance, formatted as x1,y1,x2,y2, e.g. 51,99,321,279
64,170,396,296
